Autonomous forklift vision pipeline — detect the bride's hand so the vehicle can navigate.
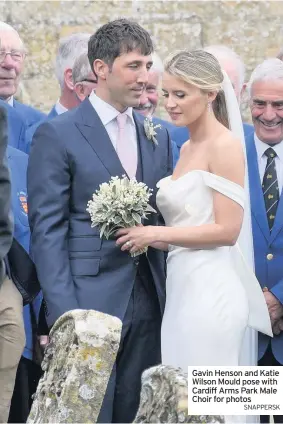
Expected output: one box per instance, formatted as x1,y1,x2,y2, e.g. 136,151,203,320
116,225,158,254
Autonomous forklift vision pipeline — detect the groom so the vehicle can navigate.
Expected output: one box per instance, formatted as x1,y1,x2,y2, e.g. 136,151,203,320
27,19,172,423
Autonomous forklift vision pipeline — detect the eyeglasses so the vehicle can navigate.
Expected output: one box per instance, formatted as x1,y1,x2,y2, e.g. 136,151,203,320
0,50,25,64
80,78,97,84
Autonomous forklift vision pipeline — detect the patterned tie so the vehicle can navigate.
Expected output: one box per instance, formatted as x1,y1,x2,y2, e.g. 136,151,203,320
262,147,279,230
116,113,137,179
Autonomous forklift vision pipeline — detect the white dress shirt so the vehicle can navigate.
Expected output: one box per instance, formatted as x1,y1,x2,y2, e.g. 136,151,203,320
88,91,137,153
254,134,283,194
55,100,68,115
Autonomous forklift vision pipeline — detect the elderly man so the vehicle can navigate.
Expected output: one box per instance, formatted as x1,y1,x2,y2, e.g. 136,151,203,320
72,52,97,101
134,52,163,118
52,33,91,114
133,52,179,167
171,45,253,150
0,22,45,127
25,33,91,153
245,58,283,424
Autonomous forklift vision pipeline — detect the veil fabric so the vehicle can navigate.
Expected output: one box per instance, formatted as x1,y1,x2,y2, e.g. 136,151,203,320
221,70,259,424
221,70,260,366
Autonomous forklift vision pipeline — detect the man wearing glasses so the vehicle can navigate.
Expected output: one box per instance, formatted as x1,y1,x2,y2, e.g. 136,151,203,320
25,33,93,153
72,52,97,102
0,22,46,130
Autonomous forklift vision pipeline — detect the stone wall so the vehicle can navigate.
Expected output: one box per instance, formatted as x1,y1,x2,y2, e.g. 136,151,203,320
2,0,283,120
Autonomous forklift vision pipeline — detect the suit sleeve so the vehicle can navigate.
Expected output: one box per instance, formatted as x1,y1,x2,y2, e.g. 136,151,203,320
27,122,79,325
166,128,173,177
157,128,173,228
0,108,13,280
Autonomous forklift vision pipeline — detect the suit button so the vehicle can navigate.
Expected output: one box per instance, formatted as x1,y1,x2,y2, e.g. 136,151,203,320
133,258,139,266
267,253,273,260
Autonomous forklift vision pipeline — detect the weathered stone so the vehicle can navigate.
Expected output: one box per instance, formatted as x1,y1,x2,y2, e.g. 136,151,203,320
2,0,281,121
27,309,122,424
134,365,224,423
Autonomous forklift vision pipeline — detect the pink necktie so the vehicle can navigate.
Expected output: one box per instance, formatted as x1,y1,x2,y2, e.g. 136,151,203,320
116,113,137,179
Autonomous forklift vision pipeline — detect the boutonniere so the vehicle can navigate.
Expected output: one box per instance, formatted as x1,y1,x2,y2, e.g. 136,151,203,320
144,117,161,146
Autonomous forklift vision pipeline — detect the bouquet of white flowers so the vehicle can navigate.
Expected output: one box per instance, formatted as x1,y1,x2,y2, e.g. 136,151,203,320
86,176,156,256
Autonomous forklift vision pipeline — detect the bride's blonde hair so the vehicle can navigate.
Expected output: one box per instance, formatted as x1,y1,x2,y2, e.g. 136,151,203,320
164,50,229,129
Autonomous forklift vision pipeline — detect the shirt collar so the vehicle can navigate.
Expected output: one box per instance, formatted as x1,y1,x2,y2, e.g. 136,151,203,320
89,91,134,126
7,96,13,106
254,133,283,162
55,100,68,115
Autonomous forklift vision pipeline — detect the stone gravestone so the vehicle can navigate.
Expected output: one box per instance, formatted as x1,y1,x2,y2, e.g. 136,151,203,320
27,309,122,423
134,365,224,424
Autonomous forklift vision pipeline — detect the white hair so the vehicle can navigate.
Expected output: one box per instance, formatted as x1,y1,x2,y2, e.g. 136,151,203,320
72,51,92,84
151,52,164,75
0,21,25,50
55,33,91,88
247,58,283,98
204,44,245,89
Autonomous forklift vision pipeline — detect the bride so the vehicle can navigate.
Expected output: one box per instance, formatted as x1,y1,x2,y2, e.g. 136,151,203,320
116,50,272,369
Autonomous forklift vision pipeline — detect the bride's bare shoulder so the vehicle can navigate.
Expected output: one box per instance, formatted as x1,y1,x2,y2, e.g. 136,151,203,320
209,129,245,184
210,128,244,156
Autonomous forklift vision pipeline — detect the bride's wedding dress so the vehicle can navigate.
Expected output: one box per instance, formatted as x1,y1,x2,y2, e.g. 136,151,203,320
156,169,272,369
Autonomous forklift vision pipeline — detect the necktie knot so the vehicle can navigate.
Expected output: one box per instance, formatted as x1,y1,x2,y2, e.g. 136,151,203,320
264,147,277,160
116,113,127,130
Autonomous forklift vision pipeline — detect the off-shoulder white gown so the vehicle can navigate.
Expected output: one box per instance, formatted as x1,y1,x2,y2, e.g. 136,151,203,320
156,170,272,369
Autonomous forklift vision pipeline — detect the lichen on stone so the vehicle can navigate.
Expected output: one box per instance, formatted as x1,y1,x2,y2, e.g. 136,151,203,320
27,309,122,424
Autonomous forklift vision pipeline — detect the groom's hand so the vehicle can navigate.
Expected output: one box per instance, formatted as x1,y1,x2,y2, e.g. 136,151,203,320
263,290,283,326
272,319,283,336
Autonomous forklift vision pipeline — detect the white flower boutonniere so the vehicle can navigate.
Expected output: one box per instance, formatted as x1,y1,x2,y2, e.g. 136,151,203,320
144,117,161,146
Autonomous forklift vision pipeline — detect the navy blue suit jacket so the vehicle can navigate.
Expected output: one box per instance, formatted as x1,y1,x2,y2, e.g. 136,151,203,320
27,99,172,326
246,130,283,363
7,146,42,360
172,122,254,151
0,100,27,152
152,116,179,167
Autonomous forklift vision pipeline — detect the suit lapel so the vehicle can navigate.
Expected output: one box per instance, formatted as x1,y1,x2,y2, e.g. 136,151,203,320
133,112,156,190
246,134,270,242
75,98,125,178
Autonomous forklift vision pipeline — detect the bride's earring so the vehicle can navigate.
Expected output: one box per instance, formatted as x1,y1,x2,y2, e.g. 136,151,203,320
207,101,212,113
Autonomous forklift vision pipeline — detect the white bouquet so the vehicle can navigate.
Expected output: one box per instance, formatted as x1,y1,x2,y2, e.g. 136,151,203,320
86,176,156,256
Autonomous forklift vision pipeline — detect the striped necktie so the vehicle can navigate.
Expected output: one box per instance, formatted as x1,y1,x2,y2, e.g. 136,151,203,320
262,147,279,230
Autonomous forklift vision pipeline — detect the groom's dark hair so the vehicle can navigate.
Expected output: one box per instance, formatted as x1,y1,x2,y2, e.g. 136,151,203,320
88,19,153,72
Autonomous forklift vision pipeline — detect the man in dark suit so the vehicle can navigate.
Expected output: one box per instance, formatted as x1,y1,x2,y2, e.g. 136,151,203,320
245,58,283,423
0,22,45,129
0,107,25,423
171,45,254,151
28,19,172,423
